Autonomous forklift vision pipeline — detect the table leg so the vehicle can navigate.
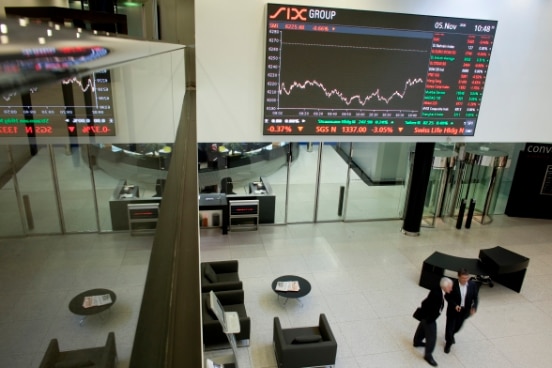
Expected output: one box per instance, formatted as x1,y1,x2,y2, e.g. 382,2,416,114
79,315,87,326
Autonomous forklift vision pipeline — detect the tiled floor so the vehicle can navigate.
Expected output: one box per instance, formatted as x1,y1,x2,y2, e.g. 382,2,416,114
2,214,551,367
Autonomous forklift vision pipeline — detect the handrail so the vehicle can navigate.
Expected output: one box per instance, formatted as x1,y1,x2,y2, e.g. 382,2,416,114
130,88,202,367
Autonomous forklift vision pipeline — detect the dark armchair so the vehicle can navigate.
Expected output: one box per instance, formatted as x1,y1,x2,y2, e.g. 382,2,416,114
201,260,243,293
273,314,337,368
39,332,117,368
202,289,251,347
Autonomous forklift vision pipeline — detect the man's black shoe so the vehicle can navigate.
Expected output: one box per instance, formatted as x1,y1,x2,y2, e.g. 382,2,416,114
424,355,438,366
444,343,451,354
413,342,426,347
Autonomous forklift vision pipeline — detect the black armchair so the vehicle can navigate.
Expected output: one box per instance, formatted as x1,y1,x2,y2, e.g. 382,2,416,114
201,260,243,293
202,289,251,346
273,314,337,368
39,332,117,368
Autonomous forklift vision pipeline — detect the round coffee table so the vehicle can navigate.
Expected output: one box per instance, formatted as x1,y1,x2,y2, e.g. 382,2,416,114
69,288,116,325
271,275,311,306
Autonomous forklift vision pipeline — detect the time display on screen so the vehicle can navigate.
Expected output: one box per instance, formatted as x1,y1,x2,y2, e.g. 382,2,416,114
263,4,497,136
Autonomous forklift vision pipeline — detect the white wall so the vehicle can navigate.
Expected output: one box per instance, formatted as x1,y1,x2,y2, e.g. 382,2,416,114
195,0,552,143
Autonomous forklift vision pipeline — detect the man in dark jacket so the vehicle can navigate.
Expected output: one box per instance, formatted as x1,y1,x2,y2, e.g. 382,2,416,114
444,268,479,353
413,277,453,367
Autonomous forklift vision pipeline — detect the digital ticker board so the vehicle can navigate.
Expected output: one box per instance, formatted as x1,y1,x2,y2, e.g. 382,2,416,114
263,4,497,136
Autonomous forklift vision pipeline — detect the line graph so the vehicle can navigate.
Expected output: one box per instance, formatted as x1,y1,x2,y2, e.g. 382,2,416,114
62,77,96,93
263,4,498,136
271,30,432,111
280,77,425,107
0,69,115,137
1,72,109,107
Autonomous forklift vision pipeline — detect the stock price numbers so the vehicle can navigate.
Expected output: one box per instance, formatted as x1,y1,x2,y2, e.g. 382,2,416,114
267,125,292,134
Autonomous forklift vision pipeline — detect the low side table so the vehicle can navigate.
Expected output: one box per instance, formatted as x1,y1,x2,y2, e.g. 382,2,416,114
69,288,117,325
272,275,311,306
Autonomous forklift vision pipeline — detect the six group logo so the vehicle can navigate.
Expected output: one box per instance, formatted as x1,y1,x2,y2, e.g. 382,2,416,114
268,5,337,21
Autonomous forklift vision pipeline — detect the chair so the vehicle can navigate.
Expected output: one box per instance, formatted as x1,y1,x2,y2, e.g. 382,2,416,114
220,177,236,194
202,289,251,347
273,314,337,368
201,260,243,293
39,332,117,368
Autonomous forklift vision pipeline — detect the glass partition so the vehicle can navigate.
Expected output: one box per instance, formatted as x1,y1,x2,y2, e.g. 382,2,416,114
345,142,411,220
90,143,169,231
286,143,318,223
198,142,291,225
14,145,61,234
52,144,99,232
0,145,26,237
317,143,349,222
0,138,525,239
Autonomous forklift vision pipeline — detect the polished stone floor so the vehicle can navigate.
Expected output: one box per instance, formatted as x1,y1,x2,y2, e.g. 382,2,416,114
2,214,552,367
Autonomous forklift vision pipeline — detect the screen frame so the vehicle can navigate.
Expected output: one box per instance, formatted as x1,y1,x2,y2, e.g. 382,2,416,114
262,3,498,138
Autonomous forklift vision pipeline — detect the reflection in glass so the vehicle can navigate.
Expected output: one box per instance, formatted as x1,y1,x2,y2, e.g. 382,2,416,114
286,143,317,223
0,145,25,236
53,144,98,232
345,142,411,220
15,145,61,234
89,143,169,231
317,143,348,222
198,142,292,225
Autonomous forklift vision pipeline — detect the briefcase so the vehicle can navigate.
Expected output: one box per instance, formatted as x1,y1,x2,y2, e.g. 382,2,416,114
413,307,423,321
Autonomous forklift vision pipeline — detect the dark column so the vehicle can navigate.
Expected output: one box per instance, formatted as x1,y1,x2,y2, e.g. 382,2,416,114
402,142,435,236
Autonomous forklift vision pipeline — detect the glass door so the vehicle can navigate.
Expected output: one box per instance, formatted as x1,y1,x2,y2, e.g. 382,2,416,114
53,144,99,232
345,142,411,220
422,149,457,227
316,142,349,222
467,149,508,224
445,146,508,225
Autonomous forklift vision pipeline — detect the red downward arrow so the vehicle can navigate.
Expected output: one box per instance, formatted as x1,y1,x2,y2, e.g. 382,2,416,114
68,127,75,132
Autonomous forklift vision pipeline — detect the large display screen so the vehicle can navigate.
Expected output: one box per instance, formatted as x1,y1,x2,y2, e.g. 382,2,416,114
263,4,497,136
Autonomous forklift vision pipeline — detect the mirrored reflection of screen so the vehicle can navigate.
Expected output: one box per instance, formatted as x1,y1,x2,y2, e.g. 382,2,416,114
263,4,497,136
0,69,116,137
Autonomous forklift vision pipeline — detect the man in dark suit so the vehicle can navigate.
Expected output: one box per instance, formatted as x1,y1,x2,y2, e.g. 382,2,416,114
413,277,453,367
444,268,479,353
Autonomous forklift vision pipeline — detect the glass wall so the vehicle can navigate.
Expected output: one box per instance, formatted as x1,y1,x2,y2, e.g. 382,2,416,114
0,145,26,237
286,143,318,223
0,140,524,238
198,142,291,224
15,145,61,234
53,144,98,232
317,143,349,222
344,142,412,220
90,143,170,231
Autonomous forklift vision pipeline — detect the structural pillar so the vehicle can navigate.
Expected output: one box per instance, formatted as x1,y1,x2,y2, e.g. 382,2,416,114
402,142,435,236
